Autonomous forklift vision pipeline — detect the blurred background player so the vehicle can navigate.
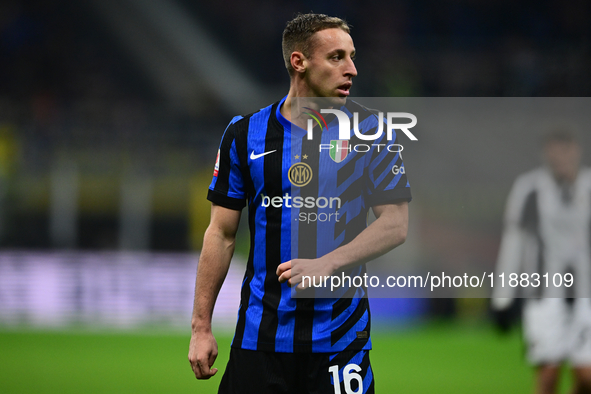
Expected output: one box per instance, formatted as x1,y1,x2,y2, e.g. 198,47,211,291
492,130,591,394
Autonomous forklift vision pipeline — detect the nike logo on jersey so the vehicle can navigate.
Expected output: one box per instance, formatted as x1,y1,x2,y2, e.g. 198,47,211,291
250,150,277,160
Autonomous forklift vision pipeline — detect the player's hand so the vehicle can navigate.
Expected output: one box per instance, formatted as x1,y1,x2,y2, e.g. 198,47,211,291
490,298,518,334
277,260,295,285
188,330,219,379
277,258,335,290
492,308,513,334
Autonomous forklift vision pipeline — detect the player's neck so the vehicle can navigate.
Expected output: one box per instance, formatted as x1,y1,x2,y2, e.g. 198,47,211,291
280,93,293,123
280,94,307,130
552,169,578,185
281,82,322,126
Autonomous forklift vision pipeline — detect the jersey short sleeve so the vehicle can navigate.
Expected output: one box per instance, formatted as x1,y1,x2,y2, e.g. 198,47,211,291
207,118,247,210
364,113,412,207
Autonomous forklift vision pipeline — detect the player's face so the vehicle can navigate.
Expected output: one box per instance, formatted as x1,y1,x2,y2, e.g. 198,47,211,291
544,141,581,183
303,28,357,102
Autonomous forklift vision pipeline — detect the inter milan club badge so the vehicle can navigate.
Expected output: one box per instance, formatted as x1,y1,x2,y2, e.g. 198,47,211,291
329,140,349,163
288,162,312,187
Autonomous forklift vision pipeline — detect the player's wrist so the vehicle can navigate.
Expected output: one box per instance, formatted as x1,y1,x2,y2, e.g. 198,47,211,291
191,319,213,334
322,254,344,274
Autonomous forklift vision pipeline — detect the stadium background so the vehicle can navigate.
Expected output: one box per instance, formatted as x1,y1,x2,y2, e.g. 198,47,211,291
0,0,590,392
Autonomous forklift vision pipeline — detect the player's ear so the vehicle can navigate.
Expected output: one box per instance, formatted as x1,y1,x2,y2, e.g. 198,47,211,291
290,51,307,74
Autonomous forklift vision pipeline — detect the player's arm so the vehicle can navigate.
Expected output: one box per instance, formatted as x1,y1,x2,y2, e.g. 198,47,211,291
490,175,536,332
491,175,534,310
491,217,527,332
277,201,408,286
323,201,408,269
492,217,527,308
188,203,241,380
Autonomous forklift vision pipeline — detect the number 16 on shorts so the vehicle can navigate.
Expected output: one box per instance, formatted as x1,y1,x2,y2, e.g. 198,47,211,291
329,363,363,394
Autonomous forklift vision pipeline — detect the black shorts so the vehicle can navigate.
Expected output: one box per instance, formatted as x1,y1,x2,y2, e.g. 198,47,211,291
218,347,374,394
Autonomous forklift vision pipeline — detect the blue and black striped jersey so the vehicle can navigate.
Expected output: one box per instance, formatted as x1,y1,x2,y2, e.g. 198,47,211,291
208,96,411,353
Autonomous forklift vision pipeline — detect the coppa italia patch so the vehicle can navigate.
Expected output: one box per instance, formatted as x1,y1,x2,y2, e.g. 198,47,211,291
213,150,220,177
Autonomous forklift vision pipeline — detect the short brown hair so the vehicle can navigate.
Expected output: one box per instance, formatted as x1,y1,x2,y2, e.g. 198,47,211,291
282,13,350,76
544,128,579,146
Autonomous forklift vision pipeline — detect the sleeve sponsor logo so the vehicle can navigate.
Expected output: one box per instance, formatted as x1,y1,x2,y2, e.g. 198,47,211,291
392,164,405,175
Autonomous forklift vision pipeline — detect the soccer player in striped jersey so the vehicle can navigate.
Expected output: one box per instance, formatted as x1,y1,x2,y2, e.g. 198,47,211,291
189,13,411,394
492,130,591,394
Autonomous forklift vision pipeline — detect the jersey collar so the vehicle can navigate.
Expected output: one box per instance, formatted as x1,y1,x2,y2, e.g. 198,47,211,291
276,95,308,138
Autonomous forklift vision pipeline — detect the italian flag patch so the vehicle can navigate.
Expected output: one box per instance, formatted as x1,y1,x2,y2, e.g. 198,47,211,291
329,140,349,163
